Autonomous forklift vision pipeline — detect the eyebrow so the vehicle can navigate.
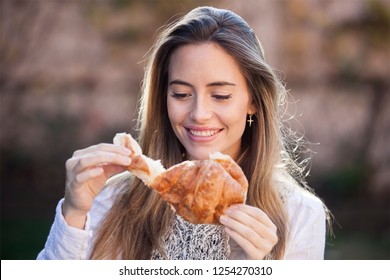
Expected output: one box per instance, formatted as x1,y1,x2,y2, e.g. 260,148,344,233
169,79,236,88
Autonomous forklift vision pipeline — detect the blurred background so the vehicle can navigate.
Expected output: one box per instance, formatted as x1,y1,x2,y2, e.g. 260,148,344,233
1,0,389,260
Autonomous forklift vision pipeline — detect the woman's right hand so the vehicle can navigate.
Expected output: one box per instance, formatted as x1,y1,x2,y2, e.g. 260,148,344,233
62,143,132,229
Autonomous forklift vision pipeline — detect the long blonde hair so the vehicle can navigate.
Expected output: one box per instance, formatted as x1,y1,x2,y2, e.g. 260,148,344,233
91,6,307,259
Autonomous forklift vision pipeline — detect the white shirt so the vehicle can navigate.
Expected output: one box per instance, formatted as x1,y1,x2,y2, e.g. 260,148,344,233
37,172,327,260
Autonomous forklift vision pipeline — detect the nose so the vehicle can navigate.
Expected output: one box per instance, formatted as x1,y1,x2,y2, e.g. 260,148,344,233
189,95,212,123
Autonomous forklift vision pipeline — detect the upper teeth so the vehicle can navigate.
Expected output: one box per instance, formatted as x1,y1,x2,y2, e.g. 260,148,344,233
189,129,219,137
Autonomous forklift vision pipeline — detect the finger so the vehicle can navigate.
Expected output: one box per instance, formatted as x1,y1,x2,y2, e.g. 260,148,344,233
222,205,278,244
101,164,128,178
67,144,132,170
220,214,263,243
221,215,276,260
223,206,278,243
74,167,104,184
72,152,132,173
73,143,132,157
228,204,276,230
224,226,265,260
65,157,79,170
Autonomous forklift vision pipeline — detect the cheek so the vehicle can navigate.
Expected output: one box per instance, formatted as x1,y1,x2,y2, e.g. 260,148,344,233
167,101,185,126
167,101,175,122
218,104,248,128
227,114,247,134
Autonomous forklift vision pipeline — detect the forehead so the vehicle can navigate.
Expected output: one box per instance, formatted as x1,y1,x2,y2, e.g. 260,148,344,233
168,42,245,84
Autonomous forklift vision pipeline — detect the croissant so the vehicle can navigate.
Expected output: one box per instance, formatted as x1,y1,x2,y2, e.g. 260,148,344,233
113,133,248,224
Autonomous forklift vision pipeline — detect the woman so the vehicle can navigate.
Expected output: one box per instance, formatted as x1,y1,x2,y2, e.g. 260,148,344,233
37,6,329,260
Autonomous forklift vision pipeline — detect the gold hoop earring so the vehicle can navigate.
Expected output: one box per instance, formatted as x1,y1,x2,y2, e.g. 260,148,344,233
247,114,254,127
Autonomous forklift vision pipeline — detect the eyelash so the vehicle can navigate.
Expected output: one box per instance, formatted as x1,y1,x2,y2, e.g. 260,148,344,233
213,94,232,100
171,92,232,101
171,92,191,100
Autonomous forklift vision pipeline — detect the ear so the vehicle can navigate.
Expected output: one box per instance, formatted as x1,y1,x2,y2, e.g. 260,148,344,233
247,102,257,115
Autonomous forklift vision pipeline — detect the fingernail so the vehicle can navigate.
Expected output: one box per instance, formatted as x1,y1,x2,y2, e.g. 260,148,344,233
220,215,228,224
230,204,239,210
124,157,132,164
124,148,132,155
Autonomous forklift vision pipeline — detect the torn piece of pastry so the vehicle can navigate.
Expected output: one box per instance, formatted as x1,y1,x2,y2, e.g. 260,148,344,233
113,133,165,186
113,133,248,224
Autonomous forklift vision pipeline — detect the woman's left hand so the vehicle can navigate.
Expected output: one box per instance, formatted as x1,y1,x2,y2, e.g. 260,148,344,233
219,204,278,259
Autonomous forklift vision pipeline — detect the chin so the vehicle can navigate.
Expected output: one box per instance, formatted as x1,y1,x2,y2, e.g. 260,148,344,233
186,149,218,161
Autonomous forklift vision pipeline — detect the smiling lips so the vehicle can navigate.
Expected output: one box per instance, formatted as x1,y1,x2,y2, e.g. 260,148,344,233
186,127,223,142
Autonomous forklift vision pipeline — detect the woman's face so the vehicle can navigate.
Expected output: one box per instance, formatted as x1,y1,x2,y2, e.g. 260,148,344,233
167,42,255,160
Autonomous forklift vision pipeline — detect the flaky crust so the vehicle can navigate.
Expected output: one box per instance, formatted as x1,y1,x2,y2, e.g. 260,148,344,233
114,133,248,224
151,160,247,224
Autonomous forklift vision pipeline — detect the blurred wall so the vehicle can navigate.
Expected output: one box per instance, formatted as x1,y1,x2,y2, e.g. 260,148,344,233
1,0,389,259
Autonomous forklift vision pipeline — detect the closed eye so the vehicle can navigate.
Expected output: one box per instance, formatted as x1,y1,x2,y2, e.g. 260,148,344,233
171,92,192,100
212,94,232,101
